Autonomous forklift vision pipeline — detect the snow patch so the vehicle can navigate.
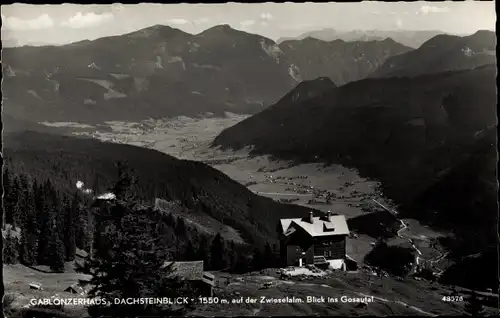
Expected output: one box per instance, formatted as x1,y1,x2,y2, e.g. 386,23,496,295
109,73,131,80
79,78,127,99
84,99,96,105
189,42,200,52
27,90,42,100
87,62,101,70
461,46,475,57
260,39,283,63
167,56,186,70
155,56,163,69
288,64,302,82
4,65,16,77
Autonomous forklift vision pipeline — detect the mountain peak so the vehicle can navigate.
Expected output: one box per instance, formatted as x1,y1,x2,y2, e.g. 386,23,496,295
280,76,337,105
471,30,495,36
205,24,235,33
382,37,397,43
126,24,190,39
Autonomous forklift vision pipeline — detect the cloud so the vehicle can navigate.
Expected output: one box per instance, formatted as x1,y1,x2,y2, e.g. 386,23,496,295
194,17,210,25
240,20,255,28
419,5,450,14
61,12,114,29
166,18,189,25
2,13,54,31
260,12,274,21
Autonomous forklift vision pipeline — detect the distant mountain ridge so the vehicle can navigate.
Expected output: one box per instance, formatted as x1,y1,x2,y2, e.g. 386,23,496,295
370,30,497,78
279,37,412,85
2,24,298,123
277,29,448,48
3,24,414,124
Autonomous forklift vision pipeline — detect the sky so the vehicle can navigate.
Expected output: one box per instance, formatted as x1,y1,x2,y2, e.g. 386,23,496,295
1,2,496,46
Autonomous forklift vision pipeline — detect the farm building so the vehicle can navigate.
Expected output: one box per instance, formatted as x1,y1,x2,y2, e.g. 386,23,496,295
162,261,215,297
278,211,350,269
29,282,43,290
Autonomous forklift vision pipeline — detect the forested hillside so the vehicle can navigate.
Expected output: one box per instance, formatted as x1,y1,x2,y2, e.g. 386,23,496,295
2,131,314,273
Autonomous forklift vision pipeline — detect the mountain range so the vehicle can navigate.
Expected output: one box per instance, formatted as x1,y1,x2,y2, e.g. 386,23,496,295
3,24,412,124
277,29,449,48
370,30,496,78
279,37,412,84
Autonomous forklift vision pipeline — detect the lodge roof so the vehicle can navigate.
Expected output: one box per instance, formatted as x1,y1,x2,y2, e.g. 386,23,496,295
279,214,350,237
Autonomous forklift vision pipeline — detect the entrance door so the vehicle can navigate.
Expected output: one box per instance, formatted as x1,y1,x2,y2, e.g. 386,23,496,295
299,258,303,267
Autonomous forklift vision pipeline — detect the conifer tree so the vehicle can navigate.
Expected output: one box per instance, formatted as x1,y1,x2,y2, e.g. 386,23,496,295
264,242,275,268
251,247,264,270
184,238,197,261
48,217,66,273
64,194,78,261
175,217,187,237
227,241,238,271
78,165,192,317
36,202,51,265
210,233,226,270
3,169,16,228
19,185,38,265
3,231,19,264
10,176,24,228
196,236,210,267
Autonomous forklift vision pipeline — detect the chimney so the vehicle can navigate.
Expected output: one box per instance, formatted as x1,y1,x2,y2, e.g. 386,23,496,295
327,211,332,221
309,211,314,224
